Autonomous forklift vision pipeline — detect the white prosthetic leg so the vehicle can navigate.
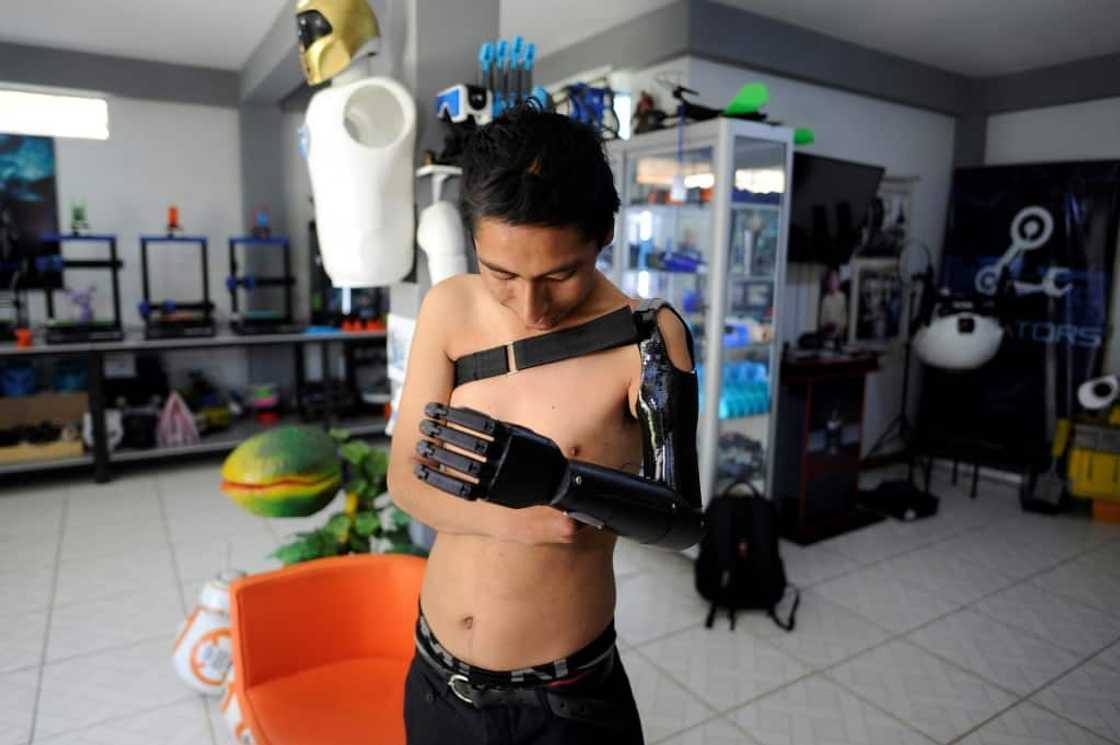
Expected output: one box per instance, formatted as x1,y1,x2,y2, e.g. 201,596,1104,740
416,168,467,285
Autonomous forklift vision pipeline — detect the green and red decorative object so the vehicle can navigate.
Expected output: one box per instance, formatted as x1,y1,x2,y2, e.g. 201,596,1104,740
221,425,342,517
220,426,422,565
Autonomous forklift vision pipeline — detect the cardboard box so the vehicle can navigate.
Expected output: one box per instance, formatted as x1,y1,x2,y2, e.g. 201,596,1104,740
0,392,88,465
0,392,88,427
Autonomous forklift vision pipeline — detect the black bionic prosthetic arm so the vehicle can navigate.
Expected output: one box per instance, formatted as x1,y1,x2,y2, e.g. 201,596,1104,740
414,300,704,550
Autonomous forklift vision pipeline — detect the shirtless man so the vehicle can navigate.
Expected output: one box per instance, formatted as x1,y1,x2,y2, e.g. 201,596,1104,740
388,106,702,744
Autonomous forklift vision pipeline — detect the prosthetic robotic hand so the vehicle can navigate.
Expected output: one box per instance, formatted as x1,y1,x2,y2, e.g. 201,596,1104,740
415,299,704,549
415,404,702,549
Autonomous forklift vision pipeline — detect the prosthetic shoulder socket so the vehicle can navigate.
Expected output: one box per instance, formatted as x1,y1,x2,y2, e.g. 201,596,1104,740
555,299,704,549
304,77,416,287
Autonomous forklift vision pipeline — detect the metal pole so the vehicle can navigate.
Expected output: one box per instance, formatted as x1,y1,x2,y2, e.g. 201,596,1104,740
766,125,795,497
201,238,211,324
699,122,734,504
87,350,110,483
229,238,239,317
284,238,293,323
110,237,122,331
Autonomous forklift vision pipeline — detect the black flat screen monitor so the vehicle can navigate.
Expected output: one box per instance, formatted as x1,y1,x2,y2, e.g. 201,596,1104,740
788,153,885,265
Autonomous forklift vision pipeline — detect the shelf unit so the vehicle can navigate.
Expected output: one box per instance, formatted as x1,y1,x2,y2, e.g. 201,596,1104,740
0,327,389,482
606,118,794,501
110,414,386,463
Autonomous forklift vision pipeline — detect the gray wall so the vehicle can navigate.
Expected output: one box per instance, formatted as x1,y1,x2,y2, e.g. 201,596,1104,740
0,41,237,108
529,1,1120,169
38,96,250,391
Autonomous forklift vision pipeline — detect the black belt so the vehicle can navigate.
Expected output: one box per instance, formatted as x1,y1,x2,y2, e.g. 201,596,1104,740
413,639,619,725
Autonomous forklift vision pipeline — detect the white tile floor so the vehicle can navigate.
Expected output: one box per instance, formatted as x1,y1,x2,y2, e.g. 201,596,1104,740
1,462,1119,744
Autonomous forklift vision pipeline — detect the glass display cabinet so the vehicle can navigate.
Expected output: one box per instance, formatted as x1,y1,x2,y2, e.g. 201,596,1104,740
605,119,793,504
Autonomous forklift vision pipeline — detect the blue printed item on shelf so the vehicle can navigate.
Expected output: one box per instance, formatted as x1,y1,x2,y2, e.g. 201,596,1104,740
697,361,770,419
1,363,37,397
723,323,751,347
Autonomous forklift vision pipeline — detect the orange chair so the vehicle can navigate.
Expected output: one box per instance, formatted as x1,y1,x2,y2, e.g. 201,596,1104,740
227,554,426,745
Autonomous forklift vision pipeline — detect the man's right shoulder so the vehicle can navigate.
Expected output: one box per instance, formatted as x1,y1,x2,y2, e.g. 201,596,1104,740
420,274,483,326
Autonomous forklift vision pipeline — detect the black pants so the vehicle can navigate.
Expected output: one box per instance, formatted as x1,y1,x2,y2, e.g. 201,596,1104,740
403,648,644,745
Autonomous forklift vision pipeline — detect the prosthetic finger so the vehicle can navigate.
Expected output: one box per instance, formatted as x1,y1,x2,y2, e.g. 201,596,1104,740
415,464,481,499
424,403,499,436
416,439,488,479
419,419,495,456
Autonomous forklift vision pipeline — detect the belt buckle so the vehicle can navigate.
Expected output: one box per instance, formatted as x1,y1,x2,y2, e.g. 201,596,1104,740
448,673,474,705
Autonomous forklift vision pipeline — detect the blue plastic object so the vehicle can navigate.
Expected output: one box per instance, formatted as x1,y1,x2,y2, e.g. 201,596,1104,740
562,83,612,132
657,250,704,272
478,41,494,77
35,255,65,273
140,235,207,243
723,323,751,348
434,86,463,119
494,39,510,115
137,300,151,319
1,364,37,397
52,359,88,392
41,233,117,243
229,236,288,247
697,364,773,420
162,300,176,314
529,85,549,109
225,276,238,292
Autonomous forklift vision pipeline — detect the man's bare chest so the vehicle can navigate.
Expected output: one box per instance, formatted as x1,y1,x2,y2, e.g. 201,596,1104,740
448,345,641,470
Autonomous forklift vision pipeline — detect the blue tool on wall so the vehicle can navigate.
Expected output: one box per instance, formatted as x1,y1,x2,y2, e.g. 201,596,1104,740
523,43,549,110
511,36,524,107
479,41,494,90
494,39,510,116
430,36,555,165
554,82,619,138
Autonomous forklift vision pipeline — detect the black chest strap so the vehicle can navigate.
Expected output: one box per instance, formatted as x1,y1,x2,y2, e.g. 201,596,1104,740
453,305,639,389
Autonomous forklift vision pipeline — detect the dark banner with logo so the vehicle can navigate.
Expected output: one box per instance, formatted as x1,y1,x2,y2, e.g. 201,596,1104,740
923,161,1120,462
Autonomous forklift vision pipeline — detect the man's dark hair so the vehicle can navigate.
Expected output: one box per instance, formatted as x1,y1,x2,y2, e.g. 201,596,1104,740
459,104,620,248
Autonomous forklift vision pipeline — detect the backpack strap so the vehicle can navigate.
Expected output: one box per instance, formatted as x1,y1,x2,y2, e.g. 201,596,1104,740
452,305,638,388
769,586,800,633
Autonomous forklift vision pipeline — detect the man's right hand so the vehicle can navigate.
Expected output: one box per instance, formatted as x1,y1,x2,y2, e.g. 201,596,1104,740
502,506,585,545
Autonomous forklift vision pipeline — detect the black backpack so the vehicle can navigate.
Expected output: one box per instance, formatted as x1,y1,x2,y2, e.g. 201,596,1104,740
695,483,799,631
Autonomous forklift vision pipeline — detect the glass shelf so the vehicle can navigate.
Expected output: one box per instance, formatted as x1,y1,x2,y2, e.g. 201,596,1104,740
606,120,791,504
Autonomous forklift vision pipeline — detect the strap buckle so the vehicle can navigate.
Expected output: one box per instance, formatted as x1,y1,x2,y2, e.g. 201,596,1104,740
448,673,475,705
